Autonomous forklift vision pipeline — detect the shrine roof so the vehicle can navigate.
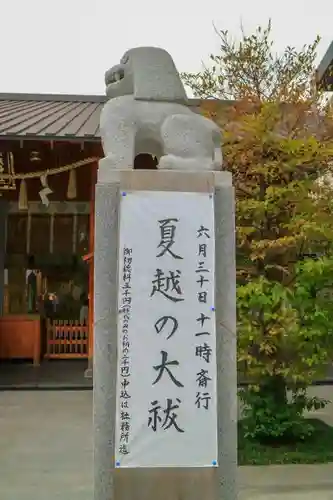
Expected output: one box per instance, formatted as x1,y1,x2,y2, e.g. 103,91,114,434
316,41,333,91
0,93,204,142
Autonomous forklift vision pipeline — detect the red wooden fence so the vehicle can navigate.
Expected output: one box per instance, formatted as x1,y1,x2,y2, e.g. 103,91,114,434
45,319,89,359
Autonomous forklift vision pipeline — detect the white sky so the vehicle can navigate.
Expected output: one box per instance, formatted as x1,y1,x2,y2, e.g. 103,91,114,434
1,0,332,96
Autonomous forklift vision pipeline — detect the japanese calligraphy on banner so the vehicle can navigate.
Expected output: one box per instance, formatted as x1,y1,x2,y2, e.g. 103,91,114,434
115,190,218,468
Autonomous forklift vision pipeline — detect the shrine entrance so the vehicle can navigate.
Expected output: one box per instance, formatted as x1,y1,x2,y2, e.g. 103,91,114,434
0,92,103,387
0,93,171,387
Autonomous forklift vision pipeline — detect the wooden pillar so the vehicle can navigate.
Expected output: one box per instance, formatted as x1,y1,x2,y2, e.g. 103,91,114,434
0,201,8,315
86,162,97,376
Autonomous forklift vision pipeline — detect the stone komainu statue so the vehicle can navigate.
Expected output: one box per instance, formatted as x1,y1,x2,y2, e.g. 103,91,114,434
99,46,222,171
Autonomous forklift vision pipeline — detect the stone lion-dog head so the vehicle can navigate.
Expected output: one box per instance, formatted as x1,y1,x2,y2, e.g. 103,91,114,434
104,46,188,103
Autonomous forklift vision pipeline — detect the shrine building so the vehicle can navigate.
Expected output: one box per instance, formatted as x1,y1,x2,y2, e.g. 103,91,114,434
0,92,201,383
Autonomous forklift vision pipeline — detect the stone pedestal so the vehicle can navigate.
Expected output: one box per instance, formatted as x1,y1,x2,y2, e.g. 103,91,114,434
93,167,237,500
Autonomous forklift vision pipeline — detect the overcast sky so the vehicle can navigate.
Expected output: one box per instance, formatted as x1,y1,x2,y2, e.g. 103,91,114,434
1,0,332,96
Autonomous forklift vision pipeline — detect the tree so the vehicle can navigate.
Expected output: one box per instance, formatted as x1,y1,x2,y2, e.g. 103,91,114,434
183,21,333,442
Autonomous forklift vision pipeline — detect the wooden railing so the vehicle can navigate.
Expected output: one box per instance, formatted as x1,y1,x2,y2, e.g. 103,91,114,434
45,319,88,359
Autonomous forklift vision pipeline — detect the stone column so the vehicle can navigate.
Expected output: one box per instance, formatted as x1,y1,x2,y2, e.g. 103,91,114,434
94,44,237,500
215,175,237,497
93,168,237,500
0,201,8,315
93,176,119,500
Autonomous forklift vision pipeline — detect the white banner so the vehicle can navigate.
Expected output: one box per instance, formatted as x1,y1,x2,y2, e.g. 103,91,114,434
115,190,217,468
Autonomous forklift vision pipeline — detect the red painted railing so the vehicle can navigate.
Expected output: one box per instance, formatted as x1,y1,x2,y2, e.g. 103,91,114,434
45,319,88,359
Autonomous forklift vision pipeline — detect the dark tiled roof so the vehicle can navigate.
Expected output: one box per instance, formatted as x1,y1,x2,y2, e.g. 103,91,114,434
0,94,106,141
316,41,333,90
0,93,204,141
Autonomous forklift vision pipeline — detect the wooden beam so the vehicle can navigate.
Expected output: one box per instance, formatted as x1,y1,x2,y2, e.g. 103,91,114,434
49,214,54,254
73,213,78,254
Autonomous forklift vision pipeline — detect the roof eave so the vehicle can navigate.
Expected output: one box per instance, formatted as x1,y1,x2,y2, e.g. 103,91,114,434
0,93,107,103
316,41,333,90
0,92,225,107
0,95,231,142
0,134,101,143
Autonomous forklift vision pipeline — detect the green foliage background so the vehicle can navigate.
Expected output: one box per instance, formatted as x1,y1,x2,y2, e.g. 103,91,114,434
183,21,333,441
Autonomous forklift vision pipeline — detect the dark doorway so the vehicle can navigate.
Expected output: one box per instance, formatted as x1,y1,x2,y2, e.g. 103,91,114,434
134,153,158,170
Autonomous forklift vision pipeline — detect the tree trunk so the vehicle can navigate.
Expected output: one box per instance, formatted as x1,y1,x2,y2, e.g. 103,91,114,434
259,374,287,407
